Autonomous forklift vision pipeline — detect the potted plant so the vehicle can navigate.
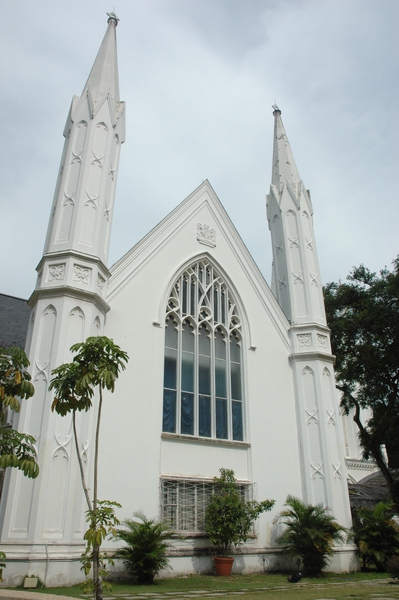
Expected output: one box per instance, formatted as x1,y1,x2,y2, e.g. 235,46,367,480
205,468,274,575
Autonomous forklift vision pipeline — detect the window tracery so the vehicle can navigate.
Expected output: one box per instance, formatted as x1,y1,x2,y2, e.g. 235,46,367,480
163,260,243,440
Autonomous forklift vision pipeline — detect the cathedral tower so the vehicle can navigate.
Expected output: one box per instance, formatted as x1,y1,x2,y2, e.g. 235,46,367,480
0,13,125,585
267,107,352,529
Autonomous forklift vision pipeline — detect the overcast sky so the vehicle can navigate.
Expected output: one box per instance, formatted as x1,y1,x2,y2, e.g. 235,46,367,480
1,0,398,300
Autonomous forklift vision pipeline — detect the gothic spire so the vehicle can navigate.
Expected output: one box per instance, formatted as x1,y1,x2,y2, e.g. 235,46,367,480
81,11,121,108
271,105,301,194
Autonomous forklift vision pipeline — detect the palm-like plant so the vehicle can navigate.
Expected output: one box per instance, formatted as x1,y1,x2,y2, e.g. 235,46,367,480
115,512,171,584
352,502,399,571
276,495,346,576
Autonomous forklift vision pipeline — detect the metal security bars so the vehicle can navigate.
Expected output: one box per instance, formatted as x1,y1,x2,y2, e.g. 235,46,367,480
160,477,253,533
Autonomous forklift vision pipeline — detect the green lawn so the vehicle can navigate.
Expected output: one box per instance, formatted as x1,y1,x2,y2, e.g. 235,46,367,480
26,572,398,600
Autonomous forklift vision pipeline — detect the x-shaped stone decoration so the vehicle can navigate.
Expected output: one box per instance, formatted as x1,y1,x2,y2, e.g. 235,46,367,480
310,273,318,286
293,271,304,284
332,462,342,479
327,409,336,426
305,408,319,425
278,277,286,289
288,236,300,248
310,462,325,479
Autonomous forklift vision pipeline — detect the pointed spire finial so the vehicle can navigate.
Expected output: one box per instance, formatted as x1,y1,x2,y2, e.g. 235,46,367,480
107,10,119,25
272,103,281,115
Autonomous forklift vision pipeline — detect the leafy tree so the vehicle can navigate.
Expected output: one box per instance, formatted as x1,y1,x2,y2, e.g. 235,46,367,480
115,512,171,584
276,495,346,576
324,258,399,509
49,336,128,600
205,468,274,558
352,502,399,571
0,346,39,581
80,500,121,593
0,346,38,479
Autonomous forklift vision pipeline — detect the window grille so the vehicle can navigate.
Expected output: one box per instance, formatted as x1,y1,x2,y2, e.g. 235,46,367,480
162,259,244,441
160,477,253,533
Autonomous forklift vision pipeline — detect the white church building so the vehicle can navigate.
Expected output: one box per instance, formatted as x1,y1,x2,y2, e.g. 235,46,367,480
0,13,368,586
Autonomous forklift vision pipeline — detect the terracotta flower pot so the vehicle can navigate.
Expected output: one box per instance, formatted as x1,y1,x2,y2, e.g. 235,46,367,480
214,556,234,576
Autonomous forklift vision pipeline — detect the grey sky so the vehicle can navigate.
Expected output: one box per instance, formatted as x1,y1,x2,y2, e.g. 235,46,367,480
1,0,398,300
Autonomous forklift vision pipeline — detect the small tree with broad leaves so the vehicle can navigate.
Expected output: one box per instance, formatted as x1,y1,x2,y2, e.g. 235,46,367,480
49,336,128,600
0,346,39,579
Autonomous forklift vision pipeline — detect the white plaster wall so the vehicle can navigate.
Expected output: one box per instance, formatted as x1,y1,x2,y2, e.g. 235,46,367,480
97,184,304,559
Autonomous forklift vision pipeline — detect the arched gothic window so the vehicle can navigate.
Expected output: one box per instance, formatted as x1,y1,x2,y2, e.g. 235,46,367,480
162,260,244,441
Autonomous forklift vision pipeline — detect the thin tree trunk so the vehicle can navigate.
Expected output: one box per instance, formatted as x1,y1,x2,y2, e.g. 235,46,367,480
93,386,104,600
352,398,399,511
72,410,92,512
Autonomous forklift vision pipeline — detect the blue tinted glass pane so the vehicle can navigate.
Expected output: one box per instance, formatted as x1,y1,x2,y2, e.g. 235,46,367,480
191,281,195,316
199,325,210,356
165,317,178,349
164,347,177,388
215,330,226,359
199,355,211,395
216,398,227,439
162,389,176,433
214,289,218,322
230,335,240,363
182,322,194,351
181,392,194,435
231,361,242,400
232,401,243,441
182,351,194,392
183,278,187,315
215,358,226,398
199,395,211,437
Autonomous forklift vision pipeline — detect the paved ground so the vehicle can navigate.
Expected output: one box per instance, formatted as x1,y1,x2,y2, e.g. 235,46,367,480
0,579,398,600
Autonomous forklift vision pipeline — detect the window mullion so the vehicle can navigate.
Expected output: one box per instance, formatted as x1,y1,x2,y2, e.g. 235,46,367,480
177,317,182,435
194,324,198,436
227,332,232,440
211,324,216,438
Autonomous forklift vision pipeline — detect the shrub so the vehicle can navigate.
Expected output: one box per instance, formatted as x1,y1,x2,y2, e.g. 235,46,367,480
276,495,346,576
115,512,171,584
352,502,399,572
205,468,274,557
386,555,399,579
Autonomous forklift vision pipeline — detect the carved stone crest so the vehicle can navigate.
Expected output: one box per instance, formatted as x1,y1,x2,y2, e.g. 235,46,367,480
297,333,311,347
73,265,90,284
317,334,328,348
196,223,216,248
48,264,65,282
97,274,106,294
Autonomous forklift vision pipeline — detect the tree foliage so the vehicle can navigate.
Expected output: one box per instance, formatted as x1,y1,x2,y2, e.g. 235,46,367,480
49,336,128,600
352,502,399,572
115,512,171,584
0,346,38,478
276,495,346,576
324,258,399,508
80,500,121,593
205,468,274,558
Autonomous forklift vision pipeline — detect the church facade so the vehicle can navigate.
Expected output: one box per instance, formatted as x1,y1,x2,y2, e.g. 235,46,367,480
0,14,363,586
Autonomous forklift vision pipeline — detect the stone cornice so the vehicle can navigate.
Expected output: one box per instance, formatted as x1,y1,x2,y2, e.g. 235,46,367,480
289,351,335,364
161,432,251,448
289,322,331,335
28,285,110,313
37,251,110,278
345,458,377,472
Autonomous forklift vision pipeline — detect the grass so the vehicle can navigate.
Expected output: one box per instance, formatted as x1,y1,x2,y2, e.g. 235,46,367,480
21,572,397,600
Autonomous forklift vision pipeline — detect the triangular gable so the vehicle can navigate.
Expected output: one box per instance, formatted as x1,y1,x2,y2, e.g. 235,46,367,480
107,180,290,346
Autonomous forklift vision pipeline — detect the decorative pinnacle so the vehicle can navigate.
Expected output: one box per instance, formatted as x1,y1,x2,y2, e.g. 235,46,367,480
272,103,281,114
107,11,119,25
